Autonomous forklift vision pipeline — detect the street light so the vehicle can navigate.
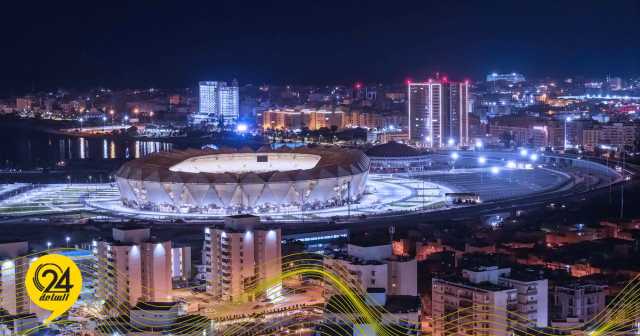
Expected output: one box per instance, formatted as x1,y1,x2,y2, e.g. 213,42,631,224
236,123,248,133
475,140,483,150
448,138,455,147
102,116,107,132
109,109,115,124
491,166,501,175
65,236,70,248
46,241,52,250
530,153,539,162
450,152,459,170
425,136,432,148
478,156,487,184
520,148,528,157
79,117,84,131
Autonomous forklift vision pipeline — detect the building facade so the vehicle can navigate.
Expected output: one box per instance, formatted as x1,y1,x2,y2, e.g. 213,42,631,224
171,246,192,282
192,81,239,126
204,215,282,302
325,243,418,296
432,277,516,336
582,123,637,151
0,242,30,316
486,73,526,83
408,81,470,147
432,266,548,336
551,283,607,326
96,228,173,309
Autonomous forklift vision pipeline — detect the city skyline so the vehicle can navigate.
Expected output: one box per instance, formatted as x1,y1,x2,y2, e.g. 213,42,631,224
0,2,639,335
1,0,639,95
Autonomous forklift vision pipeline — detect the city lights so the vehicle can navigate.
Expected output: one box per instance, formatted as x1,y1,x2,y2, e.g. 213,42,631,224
520,148,528,157
236,123,248,132
0,4,636,334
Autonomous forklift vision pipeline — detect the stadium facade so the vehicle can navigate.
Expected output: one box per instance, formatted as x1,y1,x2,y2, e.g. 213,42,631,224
114,146,370,214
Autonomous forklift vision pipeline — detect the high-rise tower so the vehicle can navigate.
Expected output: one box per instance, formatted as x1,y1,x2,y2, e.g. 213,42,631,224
408,80,469,147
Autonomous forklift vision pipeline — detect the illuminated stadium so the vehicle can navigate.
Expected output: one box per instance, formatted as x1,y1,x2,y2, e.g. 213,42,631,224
114,146,370,214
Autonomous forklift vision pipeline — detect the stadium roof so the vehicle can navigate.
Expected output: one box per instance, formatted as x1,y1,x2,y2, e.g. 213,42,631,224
365,142,425,158
115,146,370,183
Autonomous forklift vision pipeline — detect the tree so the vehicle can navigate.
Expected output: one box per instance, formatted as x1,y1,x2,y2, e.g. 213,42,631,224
499,131,513,148
330,125,339,143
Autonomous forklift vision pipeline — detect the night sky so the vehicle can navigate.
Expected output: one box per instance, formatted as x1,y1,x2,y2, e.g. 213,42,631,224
1,0,639,94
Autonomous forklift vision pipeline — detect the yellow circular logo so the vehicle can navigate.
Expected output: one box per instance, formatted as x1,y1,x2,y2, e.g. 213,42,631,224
25,254,82,324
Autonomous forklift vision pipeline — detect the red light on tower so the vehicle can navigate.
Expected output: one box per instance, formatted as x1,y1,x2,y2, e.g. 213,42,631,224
442,76,448,83
464,79,471,85
405,78,412,85
355,82,362,90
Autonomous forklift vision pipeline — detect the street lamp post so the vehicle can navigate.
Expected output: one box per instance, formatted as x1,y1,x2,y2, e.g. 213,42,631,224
102,116,107,132
65,236,70,248
450,152,459,170
478,156,487,184
46,241,52,250
79,117,84,131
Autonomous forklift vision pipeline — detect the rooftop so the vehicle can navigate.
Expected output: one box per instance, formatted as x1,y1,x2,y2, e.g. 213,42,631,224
366,141,424,158
116,146,370,183
435,276,514,292
325,295,420,314
132,301,179,311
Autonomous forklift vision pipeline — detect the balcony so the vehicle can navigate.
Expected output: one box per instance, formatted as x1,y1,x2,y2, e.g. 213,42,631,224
459,292,473,300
